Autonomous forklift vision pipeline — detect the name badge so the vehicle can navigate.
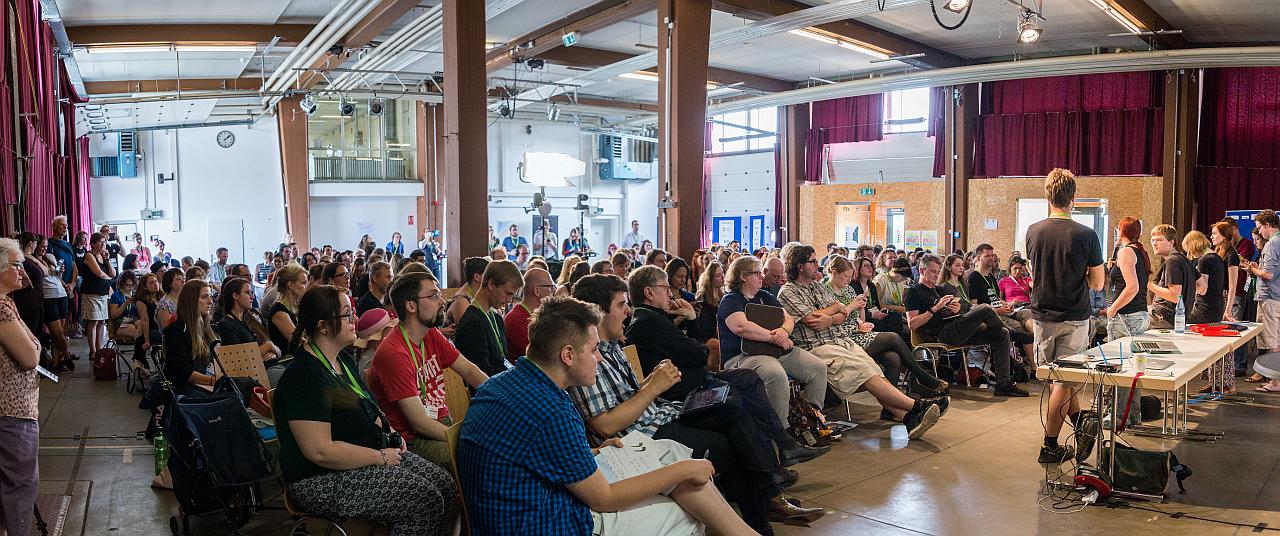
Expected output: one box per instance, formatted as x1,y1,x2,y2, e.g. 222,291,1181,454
425,404,440,421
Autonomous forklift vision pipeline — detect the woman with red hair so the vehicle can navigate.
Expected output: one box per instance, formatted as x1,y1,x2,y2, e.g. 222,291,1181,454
1105,217,1152,340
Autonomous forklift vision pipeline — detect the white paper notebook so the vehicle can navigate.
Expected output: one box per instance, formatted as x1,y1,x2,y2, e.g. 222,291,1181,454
595,431,694,494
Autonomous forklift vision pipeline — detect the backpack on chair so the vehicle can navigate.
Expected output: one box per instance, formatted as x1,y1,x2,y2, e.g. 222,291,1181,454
786,380,836,447
93,340,120,381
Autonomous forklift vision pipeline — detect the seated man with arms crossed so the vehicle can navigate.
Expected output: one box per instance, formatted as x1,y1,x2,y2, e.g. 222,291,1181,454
458,295,758,536
366,271,488,473
624,265,828,466
570,274,819,534
777,245,946,438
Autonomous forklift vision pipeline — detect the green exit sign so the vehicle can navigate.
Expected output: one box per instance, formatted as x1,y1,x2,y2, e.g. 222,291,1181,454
860,188,875,196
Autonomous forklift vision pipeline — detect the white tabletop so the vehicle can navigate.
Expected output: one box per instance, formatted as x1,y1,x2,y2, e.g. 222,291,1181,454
1035,324,1263,391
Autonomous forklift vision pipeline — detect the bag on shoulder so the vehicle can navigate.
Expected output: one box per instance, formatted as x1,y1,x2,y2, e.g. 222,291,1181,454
93,340,120,381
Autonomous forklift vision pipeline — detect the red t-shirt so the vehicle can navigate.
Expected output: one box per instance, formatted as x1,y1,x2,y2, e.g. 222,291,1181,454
504,303,533,359
366,327,460,442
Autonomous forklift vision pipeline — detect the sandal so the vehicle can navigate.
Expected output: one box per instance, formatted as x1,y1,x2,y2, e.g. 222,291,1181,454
1198,384,1214,394
1246,374,1266,383
1255,384,1280,393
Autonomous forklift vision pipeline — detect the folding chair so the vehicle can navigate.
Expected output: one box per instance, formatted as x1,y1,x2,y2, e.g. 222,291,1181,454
622,344,645,381
445,423,469,536
910,329,988,388
441,368,470,422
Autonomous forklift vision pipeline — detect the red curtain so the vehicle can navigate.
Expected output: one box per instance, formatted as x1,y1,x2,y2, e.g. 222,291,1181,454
929,86,946,178
973,72,1164,177
1195,67,1280,226
805,94,884,182
3,0,89,237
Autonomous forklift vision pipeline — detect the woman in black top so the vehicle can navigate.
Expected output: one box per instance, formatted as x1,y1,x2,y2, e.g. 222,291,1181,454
854,256,905,338
268,264,308,360
80,232,116,356
161,280,218,397
215,277,283,385
1105,217,1152,341
1210,221,1242,321
1184,231,1226,324
274,285,453,534
132,273,163,370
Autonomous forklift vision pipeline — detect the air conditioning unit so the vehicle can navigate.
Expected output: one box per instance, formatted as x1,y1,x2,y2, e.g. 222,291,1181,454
597,135,654,181
118,130,138,178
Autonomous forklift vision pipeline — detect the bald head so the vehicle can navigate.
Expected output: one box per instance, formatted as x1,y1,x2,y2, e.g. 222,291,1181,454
522,268,555,309
763,257,785,287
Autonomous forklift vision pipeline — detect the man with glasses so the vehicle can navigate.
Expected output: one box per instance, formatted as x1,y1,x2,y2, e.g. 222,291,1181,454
504,267,555,359
367,271,489,472
778,245,945,440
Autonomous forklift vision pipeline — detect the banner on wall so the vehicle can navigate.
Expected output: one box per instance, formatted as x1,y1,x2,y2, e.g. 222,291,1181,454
904,230,923,250
920,231,938,251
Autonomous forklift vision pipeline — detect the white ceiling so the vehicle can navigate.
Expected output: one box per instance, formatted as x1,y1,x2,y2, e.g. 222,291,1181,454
54,0,334,25
77,99,218,132
1145,0,1280,43
74,49,256,81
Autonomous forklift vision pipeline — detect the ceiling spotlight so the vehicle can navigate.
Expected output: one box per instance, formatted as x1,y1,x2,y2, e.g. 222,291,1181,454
942,0,970,13
369,98,384,116
498,103,512,118
1017,13,1043,43
299,95,317,116
339,100,355,117
546,103,560,121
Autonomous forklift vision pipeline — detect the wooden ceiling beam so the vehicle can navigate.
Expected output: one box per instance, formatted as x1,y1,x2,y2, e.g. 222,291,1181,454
1101,0,1191,49
485,0,656,73
711,0,964,69
84,78,263,95
66,24,314,46
537,46,795,93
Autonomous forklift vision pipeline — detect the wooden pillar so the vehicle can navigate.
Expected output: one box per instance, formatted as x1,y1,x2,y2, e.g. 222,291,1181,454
276,95,310,249
778,103,808,245
442,0,489,287
942,84,977,252
416,102,446,240
1162,69,1198,231
657,0,711,258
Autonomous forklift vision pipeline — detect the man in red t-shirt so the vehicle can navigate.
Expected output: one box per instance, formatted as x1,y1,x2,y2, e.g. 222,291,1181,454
504,267,555,359
367,271,488,472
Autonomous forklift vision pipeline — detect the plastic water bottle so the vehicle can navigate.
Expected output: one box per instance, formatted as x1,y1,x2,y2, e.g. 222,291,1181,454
154,431,168,475
1174,295,1186,334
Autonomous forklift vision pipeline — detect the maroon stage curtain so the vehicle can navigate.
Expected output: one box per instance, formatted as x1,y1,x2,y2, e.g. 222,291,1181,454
973,72,1163,178
805,94,884,182
1195,67,1280,226
929,86,946,178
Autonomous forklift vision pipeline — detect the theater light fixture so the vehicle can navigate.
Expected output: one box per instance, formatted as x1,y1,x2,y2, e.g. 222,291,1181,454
1017,13,1043,43
339,100,355,116
298,95,317,116
369,98,384,116
942,0,971,13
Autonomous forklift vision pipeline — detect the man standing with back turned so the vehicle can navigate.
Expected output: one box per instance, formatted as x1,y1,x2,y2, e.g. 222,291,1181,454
1026,169,1106,464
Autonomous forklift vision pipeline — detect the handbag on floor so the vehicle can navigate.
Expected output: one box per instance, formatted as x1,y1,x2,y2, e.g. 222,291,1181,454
93,340,120,381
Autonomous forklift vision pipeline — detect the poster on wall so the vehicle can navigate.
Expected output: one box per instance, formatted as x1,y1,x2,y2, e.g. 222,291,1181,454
904,230,923,250
715,217,740,246
834,204,867,248
920,231,938,252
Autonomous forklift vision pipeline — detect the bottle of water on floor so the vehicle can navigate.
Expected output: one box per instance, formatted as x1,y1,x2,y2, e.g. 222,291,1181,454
154,430,168,475
1174,296,1186,334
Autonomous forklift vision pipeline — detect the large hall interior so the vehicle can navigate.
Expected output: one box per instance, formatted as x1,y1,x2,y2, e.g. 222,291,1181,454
3,0,1280,535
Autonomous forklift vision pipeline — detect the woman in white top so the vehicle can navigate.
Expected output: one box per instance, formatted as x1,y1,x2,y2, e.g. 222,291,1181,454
35,238,72,371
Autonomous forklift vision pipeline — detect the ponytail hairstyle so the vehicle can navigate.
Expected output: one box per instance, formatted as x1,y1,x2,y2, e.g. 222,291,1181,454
174,280,216,371
288,284,347,357
1211,221,1237,261
1117,216,1151,276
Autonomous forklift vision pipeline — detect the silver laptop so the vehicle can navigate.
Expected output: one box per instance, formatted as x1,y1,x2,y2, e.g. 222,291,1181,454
1130,340,1180,354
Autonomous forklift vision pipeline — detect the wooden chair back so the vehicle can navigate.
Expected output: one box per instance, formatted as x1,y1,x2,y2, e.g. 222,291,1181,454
446,422,470,535
442,368,470,422
622,344,644,381
214,342,271,390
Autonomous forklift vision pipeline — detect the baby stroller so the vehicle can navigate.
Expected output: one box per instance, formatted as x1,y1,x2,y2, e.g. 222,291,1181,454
163,368,275,534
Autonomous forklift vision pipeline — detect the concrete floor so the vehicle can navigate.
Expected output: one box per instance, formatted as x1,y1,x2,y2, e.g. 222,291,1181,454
35,337,1280,536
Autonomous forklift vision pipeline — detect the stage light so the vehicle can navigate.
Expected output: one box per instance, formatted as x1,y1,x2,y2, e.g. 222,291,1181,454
339,100,355,116
298,95,317,116
943,0,970,13
369,98,384,116
1017,14,1043,43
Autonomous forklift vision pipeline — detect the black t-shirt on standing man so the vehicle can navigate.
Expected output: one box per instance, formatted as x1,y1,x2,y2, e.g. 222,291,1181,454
1151,252,1198,324
1026,217,1105,322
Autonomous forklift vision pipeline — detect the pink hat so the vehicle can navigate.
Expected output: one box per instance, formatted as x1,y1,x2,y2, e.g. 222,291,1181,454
355,308,397,347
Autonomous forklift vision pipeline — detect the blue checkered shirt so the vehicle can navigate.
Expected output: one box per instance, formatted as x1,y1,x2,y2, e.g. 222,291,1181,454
458,357,598,535
567,340,683,446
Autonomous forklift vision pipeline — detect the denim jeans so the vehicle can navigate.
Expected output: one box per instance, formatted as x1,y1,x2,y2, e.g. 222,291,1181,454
1106,311,1149,426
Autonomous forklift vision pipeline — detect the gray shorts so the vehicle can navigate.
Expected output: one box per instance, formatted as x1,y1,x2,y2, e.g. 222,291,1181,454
1032,319,1091,366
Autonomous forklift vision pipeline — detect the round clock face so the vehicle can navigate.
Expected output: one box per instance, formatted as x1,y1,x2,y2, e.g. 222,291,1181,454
216,130,235,148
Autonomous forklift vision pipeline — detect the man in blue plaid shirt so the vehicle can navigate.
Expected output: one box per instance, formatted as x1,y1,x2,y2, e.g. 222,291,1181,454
458,296,754,535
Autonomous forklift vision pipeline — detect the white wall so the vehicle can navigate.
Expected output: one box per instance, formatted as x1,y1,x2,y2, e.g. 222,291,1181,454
827,131,937,183
310,193,420,252
705,150,776,250
90,123,287,264
484,119,659,253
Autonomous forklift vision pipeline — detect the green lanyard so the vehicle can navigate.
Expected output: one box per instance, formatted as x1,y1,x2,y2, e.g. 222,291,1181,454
470,304,504,353
399,326,429,398
310,343,371,401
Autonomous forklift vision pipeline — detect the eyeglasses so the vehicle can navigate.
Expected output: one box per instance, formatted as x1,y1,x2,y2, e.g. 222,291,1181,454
745,270,762,277
334,271,349,278
334,312,355,323
804,259,819,265
416,292,444,302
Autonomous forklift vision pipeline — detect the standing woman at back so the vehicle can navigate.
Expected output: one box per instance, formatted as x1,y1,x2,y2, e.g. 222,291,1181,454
80,232,116,356
0,237,42,536
161,280,218,397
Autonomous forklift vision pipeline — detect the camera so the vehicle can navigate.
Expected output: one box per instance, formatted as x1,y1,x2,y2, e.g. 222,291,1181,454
377,430,403,450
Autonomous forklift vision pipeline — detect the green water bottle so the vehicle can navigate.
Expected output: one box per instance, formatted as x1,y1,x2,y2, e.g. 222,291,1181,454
154,431,168,475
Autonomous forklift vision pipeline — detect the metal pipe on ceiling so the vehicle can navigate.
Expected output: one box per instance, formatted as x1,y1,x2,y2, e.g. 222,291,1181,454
38,0,87,98
263,0,360,92
329,6,443,91
707,46,1280,115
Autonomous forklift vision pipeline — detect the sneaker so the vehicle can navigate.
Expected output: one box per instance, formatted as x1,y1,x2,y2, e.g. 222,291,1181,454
993,383,1030,397
1038,443,1075,464
922,395,950,416
880,408,898,422
1074,412,1100,462
902,404,941,439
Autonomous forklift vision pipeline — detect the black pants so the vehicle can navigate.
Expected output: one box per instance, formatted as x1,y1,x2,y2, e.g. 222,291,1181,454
871,311,908,339
864,332,941,389
714,368,795,448
938,304,1012,385
654,396,779,533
